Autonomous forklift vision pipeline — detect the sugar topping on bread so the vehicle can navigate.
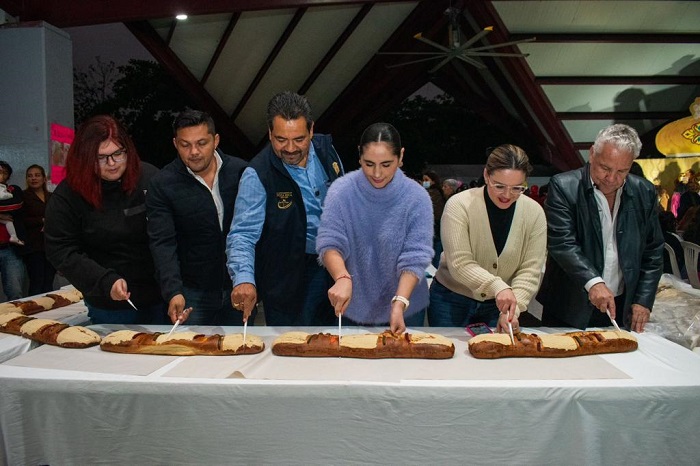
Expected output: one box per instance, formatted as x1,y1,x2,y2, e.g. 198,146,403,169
410,333,453,347
469,333,512,345
154,331,200,344
0,311,25,325
597,331,637,342
339,334,378,349
56,326,101,346
539,335,578,351
221,333,264,351
101,330,140,345
32,297,56,310
272,332,310,346
19,318,60,335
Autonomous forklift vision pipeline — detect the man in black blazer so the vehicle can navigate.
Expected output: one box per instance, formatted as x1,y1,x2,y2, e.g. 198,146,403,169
147,110,251,326
538,124,663,332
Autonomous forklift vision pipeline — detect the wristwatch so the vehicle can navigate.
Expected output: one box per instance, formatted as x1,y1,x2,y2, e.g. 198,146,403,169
391,295,410,311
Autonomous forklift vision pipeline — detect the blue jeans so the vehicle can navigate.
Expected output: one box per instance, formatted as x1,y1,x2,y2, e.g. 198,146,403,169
432,237,443,269
0,246,26,300
428,279,499,327
87,301,168,325
182,286,254,326
264,255,335,326
341,308,426,328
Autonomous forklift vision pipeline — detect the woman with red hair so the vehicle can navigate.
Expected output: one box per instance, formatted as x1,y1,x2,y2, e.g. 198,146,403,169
44,115,166,324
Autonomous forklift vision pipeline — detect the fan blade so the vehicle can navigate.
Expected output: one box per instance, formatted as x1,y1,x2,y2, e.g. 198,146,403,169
454,26,493,52
467,37,536,53
386,55,451,69
428,55,456,74
414,33,452,53
454,55,486,70
377,52,446,56
464,51,530,58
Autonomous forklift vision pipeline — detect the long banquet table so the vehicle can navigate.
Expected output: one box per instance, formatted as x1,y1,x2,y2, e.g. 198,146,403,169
0,324,699,465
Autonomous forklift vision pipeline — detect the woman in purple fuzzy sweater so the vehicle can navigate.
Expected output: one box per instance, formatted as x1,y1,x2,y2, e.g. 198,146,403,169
316,123,434,333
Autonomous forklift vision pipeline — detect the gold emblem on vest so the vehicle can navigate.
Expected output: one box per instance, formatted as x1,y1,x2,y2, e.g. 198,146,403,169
332,161,340,175
276,191,293,209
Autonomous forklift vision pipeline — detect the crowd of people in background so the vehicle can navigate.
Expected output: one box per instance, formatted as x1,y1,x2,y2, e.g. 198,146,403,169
0,92,693,335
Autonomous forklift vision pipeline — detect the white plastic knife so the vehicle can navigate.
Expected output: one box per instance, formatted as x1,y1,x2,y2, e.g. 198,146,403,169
126,298,138,311
507,321,515,345
166,318,181,338
242,319,248,346
606,309,622,332
165,307,191,338
338,314,342,347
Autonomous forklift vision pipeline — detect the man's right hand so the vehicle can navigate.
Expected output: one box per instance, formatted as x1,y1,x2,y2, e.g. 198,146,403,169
231,283,257,322
588,282,616,319
168,294,190,324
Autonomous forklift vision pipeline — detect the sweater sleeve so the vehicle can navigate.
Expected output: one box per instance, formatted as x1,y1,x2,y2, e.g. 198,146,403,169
316,179,350,261
509,202,547,312
397,186,434,278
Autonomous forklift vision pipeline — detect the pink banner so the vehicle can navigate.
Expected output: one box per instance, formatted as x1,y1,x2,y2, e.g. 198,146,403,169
50,123,74,185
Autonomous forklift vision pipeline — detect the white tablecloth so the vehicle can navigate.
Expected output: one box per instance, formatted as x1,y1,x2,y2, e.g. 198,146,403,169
0,299,89,364
1,325,699,465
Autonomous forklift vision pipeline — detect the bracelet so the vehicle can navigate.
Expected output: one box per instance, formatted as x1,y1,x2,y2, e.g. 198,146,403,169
335,274,352,282
391,295,410,312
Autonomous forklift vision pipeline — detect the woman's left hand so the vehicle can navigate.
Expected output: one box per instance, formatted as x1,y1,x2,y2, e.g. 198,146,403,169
389,303,406,334
110,278,130,301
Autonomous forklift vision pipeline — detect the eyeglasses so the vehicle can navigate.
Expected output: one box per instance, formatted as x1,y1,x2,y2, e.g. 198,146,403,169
487,179,527,195
97,149,127,165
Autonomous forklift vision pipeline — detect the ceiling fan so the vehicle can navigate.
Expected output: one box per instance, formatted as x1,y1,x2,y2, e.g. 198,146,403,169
378,7,535,73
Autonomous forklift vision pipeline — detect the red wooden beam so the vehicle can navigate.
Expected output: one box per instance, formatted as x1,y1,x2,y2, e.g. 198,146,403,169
0,0,404,28
464,0,581,171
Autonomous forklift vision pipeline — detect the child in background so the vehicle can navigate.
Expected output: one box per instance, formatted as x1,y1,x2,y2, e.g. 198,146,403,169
0,163,24,245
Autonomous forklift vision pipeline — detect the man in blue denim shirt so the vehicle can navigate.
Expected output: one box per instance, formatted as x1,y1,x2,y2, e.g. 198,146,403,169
226,92,344,326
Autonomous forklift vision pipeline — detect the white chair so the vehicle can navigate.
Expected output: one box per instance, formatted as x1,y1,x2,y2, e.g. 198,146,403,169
681,241,700,289
663,242,683,279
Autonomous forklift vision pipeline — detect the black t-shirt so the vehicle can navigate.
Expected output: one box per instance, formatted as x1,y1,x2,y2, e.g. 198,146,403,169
484,189,516,256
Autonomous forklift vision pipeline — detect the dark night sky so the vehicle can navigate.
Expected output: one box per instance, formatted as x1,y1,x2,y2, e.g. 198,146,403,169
65,23,153,70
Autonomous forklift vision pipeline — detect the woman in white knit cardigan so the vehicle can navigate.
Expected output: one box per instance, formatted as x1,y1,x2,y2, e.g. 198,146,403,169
428,145,547,332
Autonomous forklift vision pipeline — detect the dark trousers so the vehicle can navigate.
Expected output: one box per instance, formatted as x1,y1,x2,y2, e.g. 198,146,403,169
25,251,56,296
542,294,626,329
263,254,335,326
86,301,168,325
182,286,255,326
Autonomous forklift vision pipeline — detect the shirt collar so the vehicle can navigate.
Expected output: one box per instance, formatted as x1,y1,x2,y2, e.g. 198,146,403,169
185,150,223,180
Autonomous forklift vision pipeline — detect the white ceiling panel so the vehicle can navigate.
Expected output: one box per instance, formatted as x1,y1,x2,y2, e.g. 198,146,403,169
543,84,698,112
520,43,699,77
169,14,233,80
307,2,418,120
563,119,668,145
494,1,700,34
235,5,363,142
205,9,295,115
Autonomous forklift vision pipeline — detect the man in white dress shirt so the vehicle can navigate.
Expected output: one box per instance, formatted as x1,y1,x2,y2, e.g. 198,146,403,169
538,124,663,332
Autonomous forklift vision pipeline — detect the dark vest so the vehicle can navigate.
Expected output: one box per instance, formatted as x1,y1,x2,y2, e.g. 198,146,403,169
249,134,343,315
